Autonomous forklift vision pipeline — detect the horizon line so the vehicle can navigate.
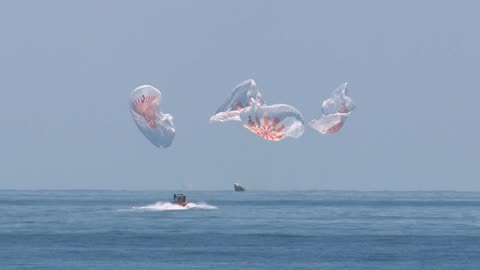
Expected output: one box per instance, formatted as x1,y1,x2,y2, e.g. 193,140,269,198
0,188,479,193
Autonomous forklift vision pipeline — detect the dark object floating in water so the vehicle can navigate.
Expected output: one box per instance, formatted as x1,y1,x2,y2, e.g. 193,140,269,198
234,183,246,192
173,193,189,206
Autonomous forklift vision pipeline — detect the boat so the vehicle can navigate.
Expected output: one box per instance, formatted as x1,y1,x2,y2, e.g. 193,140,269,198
234,183,246,192
172,193,189,206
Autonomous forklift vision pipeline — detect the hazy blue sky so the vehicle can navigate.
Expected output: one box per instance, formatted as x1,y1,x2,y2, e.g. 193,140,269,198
1,1,478,190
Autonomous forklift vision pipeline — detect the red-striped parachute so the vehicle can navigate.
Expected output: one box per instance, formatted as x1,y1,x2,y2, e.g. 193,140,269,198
309,82,355,134
210,79,264,123
130,85,175,148
240,101,305,141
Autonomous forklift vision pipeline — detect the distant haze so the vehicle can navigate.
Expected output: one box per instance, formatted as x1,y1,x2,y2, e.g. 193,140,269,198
0,1,478,190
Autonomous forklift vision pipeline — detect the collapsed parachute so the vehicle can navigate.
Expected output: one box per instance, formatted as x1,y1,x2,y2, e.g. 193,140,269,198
309,82,355,134
211,79,304,141
210,79,264,122
240,101,304,141
129,85,175,148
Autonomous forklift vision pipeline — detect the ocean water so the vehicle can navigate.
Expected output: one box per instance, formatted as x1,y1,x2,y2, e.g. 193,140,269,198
1,191,479,269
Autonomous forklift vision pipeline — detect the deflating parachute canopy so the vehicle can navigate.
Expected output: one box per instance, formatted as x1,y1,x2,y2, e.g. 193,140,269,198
240,101,305,141
210,79,264,123
129,85,175,148
309,82,355,134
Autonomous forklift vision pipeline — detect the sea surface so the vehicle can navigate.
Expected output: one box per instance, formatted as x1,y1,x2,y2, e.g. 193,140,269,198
1,190,479,269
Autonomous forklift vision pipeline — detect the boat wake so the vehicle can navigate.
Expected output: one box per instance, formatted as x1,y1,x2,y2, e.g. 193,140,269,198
130,201,217,211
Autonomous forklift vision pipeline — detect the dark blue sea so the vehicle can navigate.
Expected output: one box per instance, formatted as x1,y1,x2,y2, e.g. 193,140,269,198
1,191,479,269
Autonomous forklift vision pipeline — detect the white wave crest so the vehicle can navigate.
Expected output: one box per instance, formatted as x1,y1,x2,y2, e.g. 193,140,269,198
131,201,217,211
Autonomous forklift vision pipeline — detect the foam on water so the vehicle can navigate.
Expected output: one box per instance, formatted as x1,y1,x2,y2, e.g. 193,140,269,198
131,201,217,211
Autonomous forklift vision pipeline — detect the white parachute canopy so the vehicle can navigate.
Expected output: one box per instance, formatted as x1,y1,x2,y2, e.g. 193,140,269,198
240,101,305,141
129,85,175,148
210,79,265,123
309,82,355,134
